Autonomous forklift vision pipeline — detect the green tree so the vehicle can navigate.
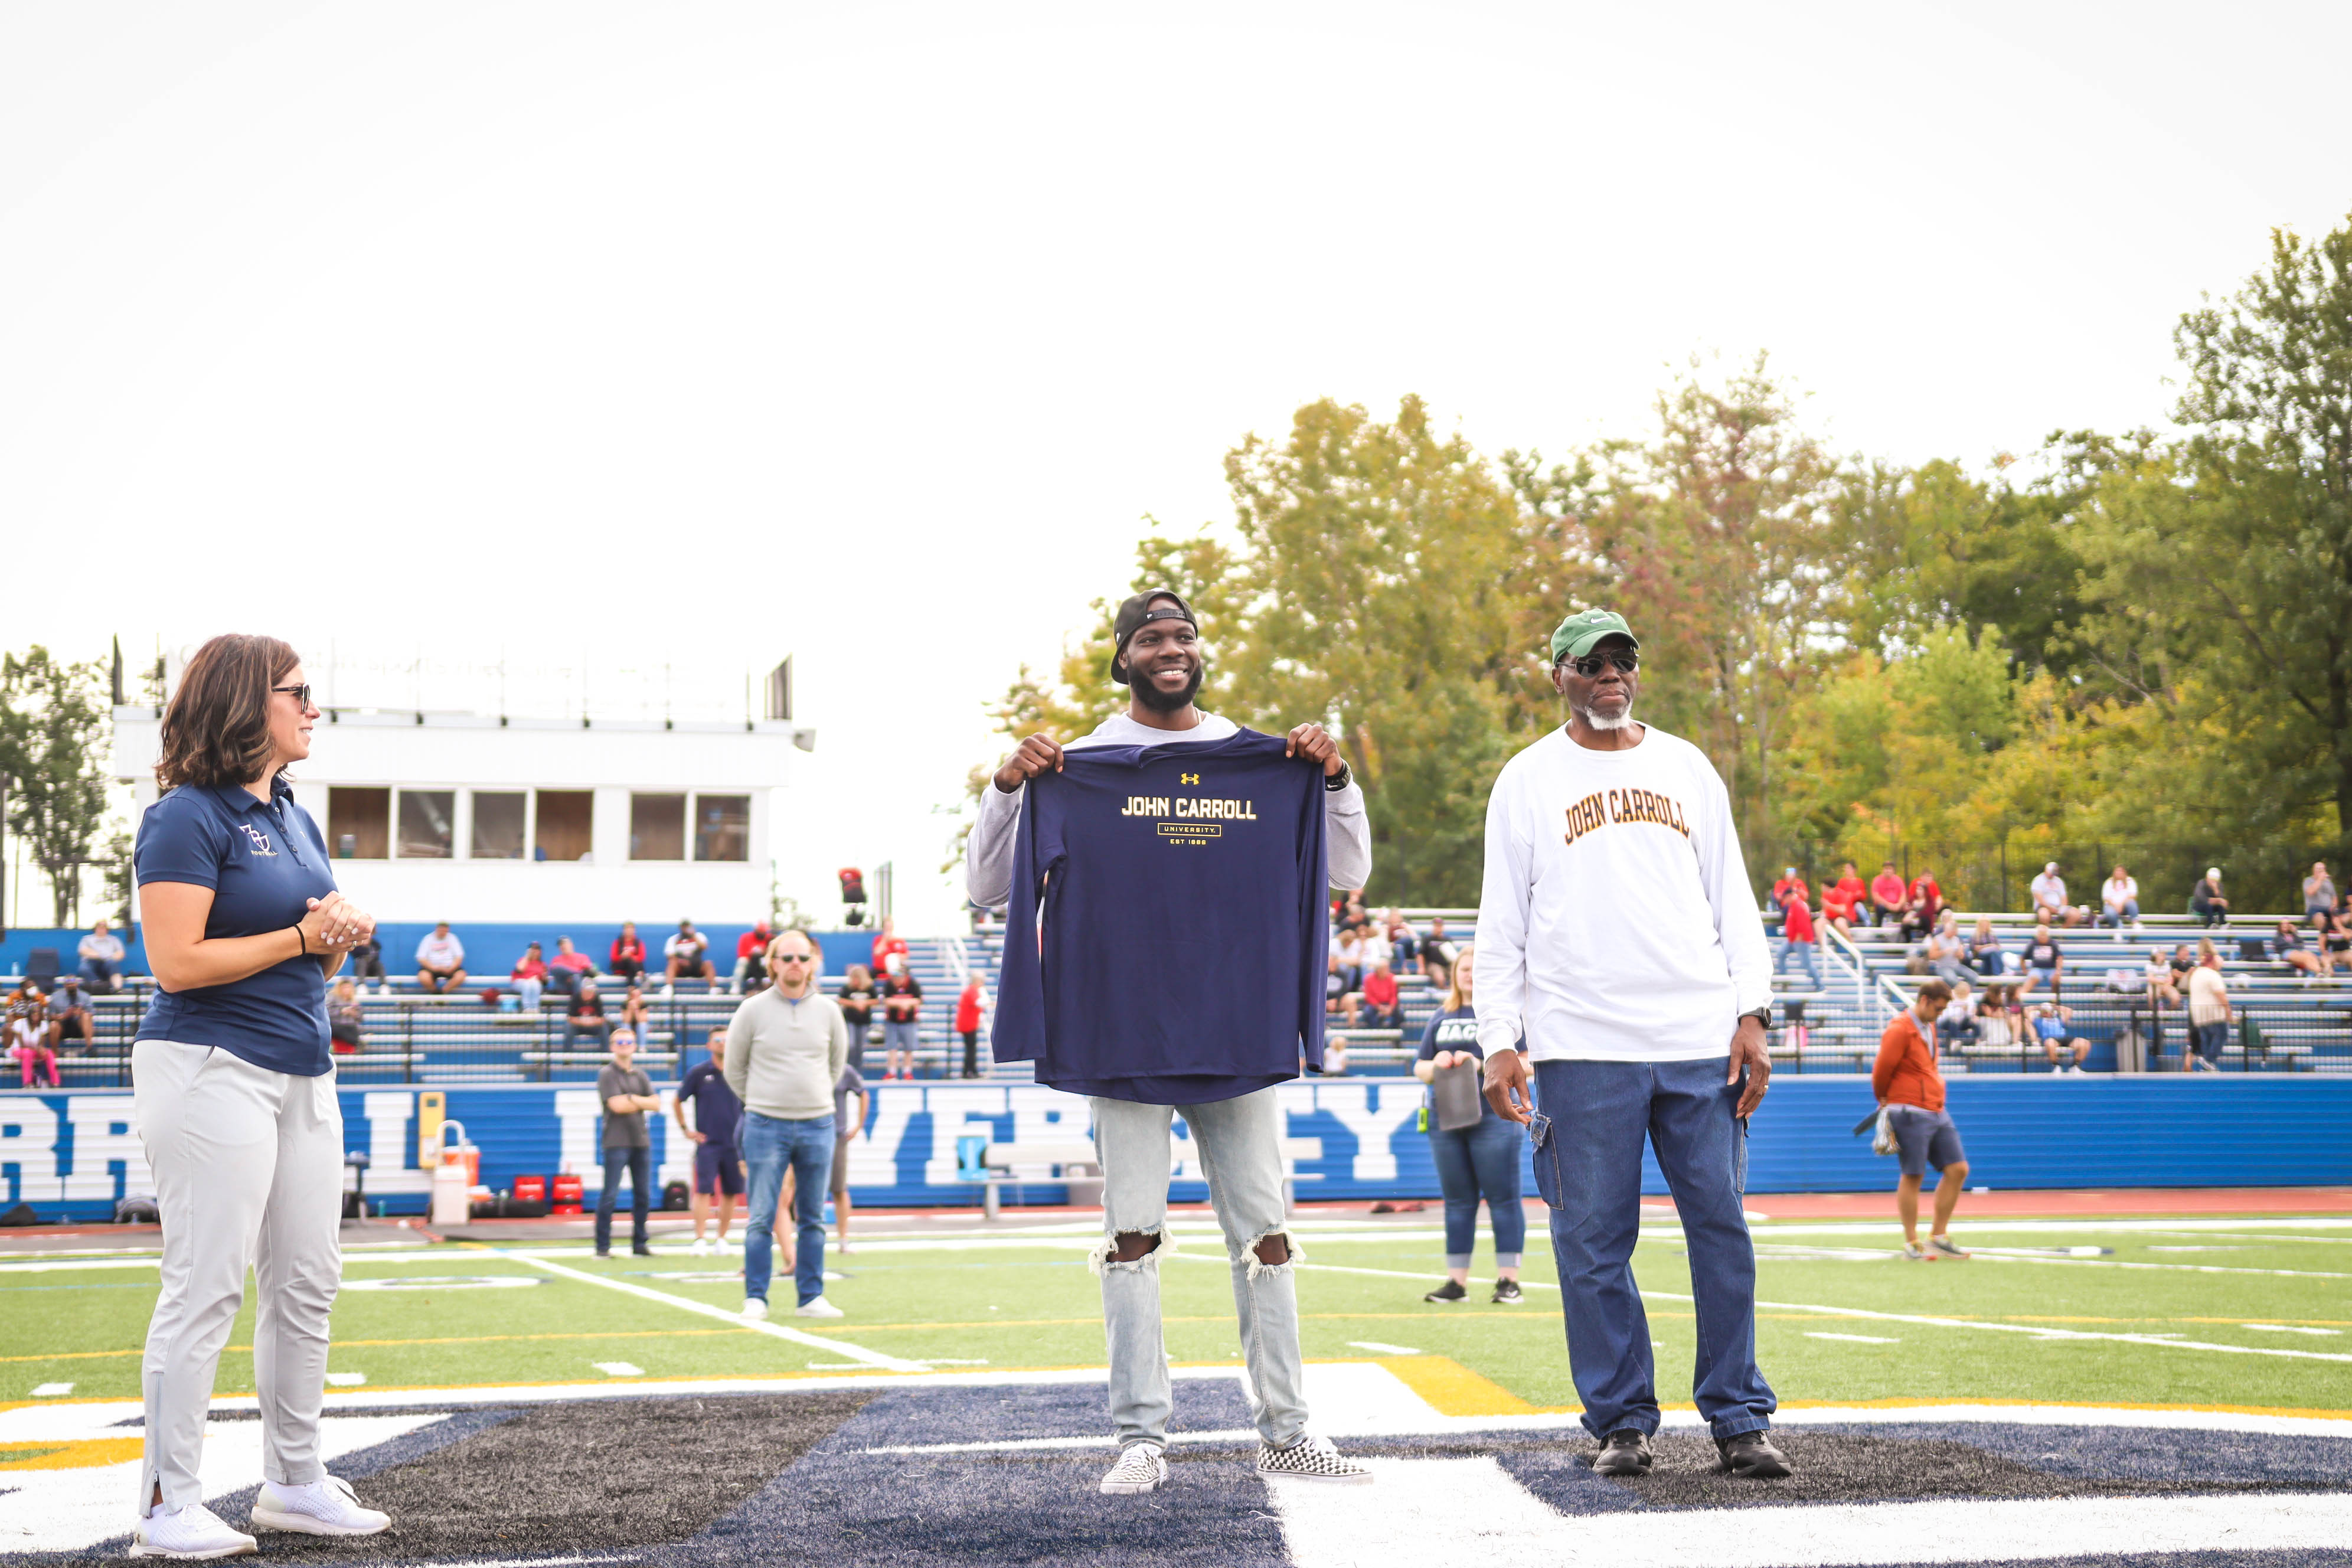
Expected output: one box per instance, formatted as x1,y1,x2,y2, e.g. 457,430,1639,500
0,648,112,926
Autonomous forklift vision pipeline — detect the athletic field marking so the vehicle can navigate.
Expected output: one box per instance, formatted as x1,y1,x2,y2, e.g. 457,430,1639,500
31,1383,72,1396
1644,1289,2352,1363
1803,1332,1897,1344
1961,1252,2351,1281
1347,1341,1424,1355
591,1362,644,1377
2243,1323,2342,1336
325,1372,366,1386
1266,1456,2352,1568
495,1250,927,1372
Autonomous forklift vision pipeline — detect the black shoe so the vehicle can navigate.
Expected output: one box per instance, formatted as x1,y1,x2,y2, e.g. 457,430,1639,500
1422,1279,1467,1304
1490,1279,1524,1305
1590,1429,1653,1476
632,1244,654,1256
1716,1430,1792,1478
593,1249,610,1259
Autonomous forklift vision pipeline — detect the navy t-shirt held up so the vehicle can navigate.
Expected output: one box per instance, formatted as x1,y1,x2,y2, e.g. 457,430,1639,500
135,779,338,1076
991,729,1331,1105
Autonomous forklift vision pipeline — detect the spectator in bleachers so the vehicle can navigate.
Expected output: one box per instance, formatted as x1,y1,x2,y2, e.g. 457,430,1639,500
1420,916,1458,986
2325,909,2352,974
347,929,386,991
675,1027,744,1257
609,922,647,983
665,919,716,989
1358,915,1393,977
955,974,985,1078
1774,887,1820,985
869,916,910,977
2099,865,2142,934
1383,908,1420,971
548,935,593,995
565,981,612,1049
1334,925,1367,995
2189,868,2229,928
1924,911,1966,985
49,975,95,1056
1936,979,1981,1048
2304,862,2337,926
8,996,59,1087
1413,943,1524,1305
1872,978,1970,1260
2145,946,2183,1008
1820,865,1861,939
594,1029,661,1257
1768,868,1808,936
837,964,879,1071
2271,918,2324,979
414,922,466,993
2186,939,2230,1070
2016,922,2063,1005
329,976,365,1055
1325,953,1351,1027
77,917,126,993
1868,861,1907,927
2032,1002,2090,1073
620,983,652,1041
2030,863,2088,927
733,922,774,995
1900,869,1942,942
878,953,922,1081
1359,961,1404,1031
510,942,547,1011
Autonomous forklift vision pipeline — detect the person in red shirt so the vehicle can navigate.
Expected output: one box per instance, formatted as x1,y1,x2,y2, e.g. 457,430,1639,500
1358,962,1403,1030
1902,871,1943,942
548,935,594,996
955,977,986,1079
609,922,647,984
870,916,910,977
1775,888,1820,985
1868,862,1907,929
1871,978,1969,1261
509,942,548,1010
1822,861,1866,939
733,922,774,995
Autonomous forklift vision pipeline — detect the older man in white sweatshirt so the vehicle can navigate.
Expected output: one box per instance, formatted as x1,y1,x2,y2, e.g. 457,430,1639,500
726,928,850,1321
1478,608,1789,1482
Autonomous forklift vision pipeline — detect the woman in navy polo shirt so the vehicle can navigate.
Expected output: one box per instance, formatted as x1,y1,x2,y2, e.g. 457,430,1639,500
130,635,392,1557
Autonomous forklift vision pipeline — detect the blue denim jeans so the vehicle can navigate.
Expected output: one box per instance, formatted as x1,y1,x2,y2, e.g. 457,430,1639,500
1428,1112,1525,1268
1774,937,1820,985
594,1146,650,1252
743,1110,835,1306
1530,1056,1775,1442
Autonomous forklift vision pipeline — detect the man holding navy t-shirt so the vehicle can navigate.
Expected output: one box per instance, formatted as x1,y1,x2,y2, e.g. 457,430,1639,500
969,589,1375,1496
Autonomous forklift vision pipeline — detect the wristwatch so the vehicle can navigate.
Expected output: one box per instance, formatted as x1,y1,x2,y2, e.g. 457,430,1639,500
1739,1005,1773,1026
1324,762,1353,792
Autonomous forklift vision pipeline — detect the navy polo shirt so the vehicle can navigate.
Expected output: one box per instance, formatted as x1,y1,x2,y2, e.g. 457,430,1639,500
135,778,338,1076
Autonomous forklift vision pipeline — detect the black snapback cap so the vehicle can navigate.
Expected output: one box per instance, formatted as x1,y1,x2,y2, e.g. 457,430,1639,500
1109,589,1197,684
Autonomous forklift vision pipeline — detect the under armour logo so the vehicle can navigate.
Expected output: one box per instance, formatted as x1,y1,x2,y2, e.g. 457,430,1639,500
239,824,276,857
1180,773,1200,785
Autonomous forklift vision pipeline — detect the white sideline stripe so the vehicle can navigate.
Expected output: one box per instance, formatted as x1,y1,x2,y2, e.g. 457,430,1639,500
1172,1253,1561,1291
1958,1252,2351,1281
1266,1457,2352,1568
1802,1332,1897,1344
498,1251,926,1371
1645,1288,2352,1363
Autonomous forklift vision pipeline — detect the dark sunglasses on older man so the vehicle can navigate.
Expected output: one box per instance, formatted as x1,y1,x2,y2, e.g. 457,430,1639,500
272,682,313,707
774,952,814,965
1565,651,1638,677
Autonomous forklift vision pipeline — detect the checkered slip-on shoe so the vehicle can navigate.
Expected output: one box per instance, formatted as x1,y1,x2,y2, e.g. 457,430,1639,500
1099,1442,1168,1495
1257,1433,1373,1483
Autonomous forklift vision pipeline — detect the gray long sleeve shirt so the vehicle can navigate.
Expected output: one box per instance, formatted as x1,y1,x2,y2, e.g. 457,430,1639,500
723,987,850,1122
965,711,1373,909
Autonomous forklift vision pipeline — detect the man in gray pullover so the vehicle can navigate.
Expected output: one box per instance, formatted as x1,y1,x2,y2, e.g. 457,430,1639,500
725,928,850,1320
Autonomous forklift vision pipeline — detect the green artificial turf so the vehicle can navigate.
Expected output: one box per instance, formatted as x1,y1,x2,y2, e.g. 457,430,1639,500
4,1217,2346,1415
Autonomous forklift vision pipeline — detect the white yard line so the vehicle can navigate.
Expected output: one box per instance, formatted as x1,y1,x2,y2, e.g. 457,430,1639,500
499,1250,927,1372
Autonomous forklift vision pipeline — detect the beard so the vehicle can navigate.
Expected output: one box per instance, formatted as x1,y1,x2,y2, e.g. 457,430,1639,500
1579,700,1635,730
1129,659,1204,713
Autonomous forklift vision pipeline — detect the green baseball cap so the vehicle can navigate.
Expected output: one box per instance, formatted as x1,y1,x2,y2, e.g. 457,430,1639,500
1549,608,1638,664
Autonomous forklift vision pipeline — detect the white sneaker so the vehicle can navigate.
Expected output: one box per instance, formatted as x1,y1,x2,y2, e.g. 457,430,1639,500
1256,1432,1372,1482
689,1237,711,1257
795,1296,845,1319
250,1476,388,1536
835,1240,854,1255
131,1503,257,1559
1099,1441,1168,1494
742,1297,769,1321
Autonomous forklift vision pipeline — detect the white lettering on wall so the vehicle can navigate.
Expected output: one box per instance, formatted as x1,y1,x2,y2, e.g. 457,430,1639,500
1316,1082,1421,1182
0,1102,60,1203
61,1097,150,1201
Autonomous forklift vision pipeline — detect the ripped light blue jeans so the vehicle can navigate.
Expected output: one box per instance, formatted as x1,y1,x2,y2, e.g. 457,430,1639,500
1092,1088,1304,1451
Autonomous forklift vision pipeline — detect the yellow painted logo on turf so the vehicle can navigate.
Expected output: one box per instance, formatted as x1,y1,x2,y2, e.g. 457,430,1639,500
0,1438,145,1471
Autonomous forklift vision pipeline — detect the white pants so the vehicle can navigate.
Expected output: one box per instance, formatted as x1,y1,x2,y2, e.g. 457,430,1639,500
133,1041,343,1514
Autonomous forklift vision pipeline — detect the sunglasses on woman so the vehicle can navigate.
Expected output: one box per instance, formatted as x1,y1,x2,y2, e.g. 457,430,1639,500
1564,651,1638,677
272,682,313,708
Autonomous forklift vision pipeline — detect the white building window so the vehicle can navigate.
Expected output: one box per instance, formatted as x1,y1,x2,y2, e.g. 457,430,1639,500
329,787,389,860
695,794,750,862
472,790,527,860
631,793,686,861
397,790,455,859
535,790,593,861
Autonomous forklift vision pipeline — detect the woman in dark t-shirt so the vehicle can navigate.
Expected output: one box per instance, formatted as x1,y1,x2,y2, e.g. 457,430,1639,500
1411,943,1524,1306
837,964,880,1071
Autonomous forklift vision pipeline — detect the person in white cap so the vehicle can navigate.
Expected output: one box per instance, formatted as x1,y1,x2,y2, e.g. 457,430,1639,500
2028,863,2088,927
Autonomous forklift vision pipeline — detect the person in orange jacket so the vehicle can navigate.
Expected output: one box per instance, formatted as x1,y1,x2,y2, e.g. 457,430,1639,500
1873,978,1971,1262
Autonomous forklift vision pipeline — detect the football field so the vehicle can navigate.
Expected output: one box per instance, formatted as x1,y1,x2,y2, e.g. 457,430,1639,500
5,1203,2350,1565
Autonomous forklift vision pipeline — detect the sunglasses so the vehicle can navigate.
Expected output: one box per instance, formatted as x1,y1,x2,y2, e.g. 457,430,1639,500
1563,651,1638,677
774,953,814,965
272,682,314,708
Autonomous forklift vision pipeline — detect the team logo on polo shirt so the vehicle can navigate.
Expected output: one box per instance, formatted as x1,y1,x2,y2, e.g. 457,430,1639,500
1181,773,1200,785
238,823,277,857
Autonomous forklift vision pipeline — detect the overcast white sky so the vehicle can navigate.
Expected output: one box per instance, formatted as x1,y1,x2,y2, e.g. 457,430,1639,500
4,2,2346,930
